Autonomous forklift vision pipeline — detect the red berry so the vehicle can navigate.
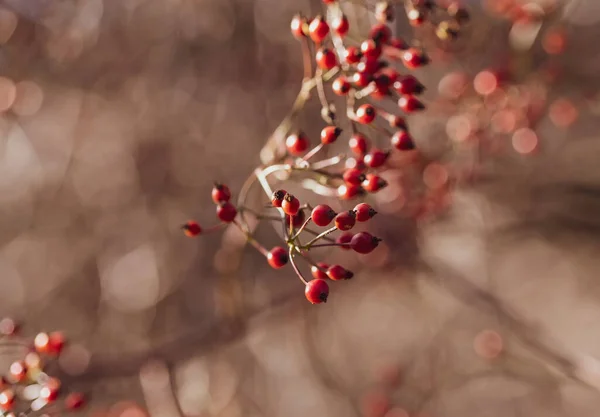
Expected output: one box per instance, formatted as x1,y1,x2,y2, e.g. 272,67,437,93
345,156,367,171
362,174,388,192
332,14,349,36
65,392,85,410
311,204,337,227
407,8,426,26
322,0,336,3
327,264,354,280
10,361,26,381
308,16,329,43
402,48,428,69
40,378,61,402
364,148,390,168
290,14,307,39
343,168,366,185
356,104,376,124
336,232,353,250
352,71,372,87
217,202,237,222
282,194,300,215
388,115,407,129
378,67,399,84
398,95,425,113
267,247,289,269
372,73,392,99
211,183,231,204
348,133,369,155
391,130,415,150
335,210,356,231
305,279,329,304
357,58,380,75
271,189,287,207
311,262,329,280
286,209,306,227
344,46,362,64
338,183,364,200
182,220,202,237
369,23,392,44
394,75,424,95
332,77,351,96
389,37,408,50
351,232,381,254
0,389,14,411
354,203,377,222
361,39,382,60
316,47,337,70
286,132,310,155
320,126,342,144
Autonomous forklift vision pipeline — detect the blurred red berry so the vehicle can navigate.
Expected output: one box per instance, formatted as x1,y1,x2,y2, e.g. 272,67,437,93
309,16,329,43
351,232,381,254
182,220,202,237
354,203,377,222
363,174,388,192
352,71,372,87
65,393,85,410
344,46,363,64
398,95,425,113
311,263,329,280
349,133,369,155
286,210,306,227
402,48,428,68
211,183,231,204
320,126,342,144
361,39,382,60
217,202,237,223
394,75,424,95
343,168,366,186
356,104,376,124
290,14,307,39
369,23,392,43
332,77,351,96
332,14,349,36
311,205,337,227
364,148,390,168
389,37,408,50
267,247,289,269
391,130,415,150
327,264,354,280
271,189,287,207
338,183,364,200
336,232,353,250
389,115,407,129
316,47,337,70
286,132,310,155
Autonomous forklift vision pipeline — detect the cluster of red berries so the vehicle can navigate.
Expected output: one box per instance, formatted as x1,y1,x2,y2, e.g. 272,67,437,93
0,318,85,416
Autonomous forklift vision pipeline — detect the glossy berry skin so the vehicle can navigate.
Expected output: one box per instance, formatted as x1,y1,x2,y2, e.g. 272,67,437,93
361,39,382,60
394,75,424,95
321,126,342,144
267,247,289,269
316,48,337,70
372,74,392,99
391,130,415,150
332,15,349,36
327,264,354,280
211,183,231,204
402,48,428,69
364,148,390,168
354,203,377,222
356,104,376,124
336,232,353,250
286,210,306,227
407,8,426,26
343,168,366,186
345,156,367,171
217,202,237,222
305,279,329,304
388,115,407,129
348,133,369,155
311,262,329,280
398,95,425,113
271,189,287,207
338,183,364,200
357,58,380,75
311,204,337,227
344,46,362,64
352,71,372,88
282,194,300,216
290,14,307,39
362,174,388,192
309,16,329,43
335,210,357,231
332,77,351,96
350,232,381,254
286,132,310,155
182,221,202,237
369,23,392,44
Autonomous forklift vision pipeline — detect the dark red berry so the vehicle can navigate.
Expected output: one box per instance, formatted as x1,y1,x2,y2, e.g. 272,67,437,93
344,46,363,64
343,168,366,185
332,14,349,36
361,39,382,60
311,204,337,227
345,156,367,171
286,209,306,227
362,174,388,192
369,23,392,44
394,75,425,95
182,221,202,237
316,47,337,70
321,126,342,144
378,67,399,84
348,133,369,155
271,189,287,207
336,232,353,250
267,246,289,269
65,393,85,410
354,203,377,222
211,183,231,204
364,148,390,168
335,210,356,231
389,37,408,50
332,77,351,96
309,16,329,43
338,183,364,200
398,95,425,113
357,58,380,75
356,104,376,124
327,264,354,280
352,71,372,87
217,202,237,222
391,130,415,150
282,194,300,215
311,262,329,280
388,115,407,129
291,14,307,39
402,48,428,69
286,132,310,155
372,74,392,99
305,279,329,304
350,232,381,254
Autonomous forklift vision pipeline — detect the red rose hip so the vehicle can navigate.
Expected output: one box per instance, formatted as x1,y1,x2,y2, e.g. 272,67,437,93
271,189,287,207
320,126,342,144
353,203,377,222
335,210,357,231
182,220,202,237
311,262,329,280
286,132,310,155
211,183,231,204
327,264,354,280
282,194,300,216
308,16,329,43
311,204,337,227
350,232,382,254
336,232,353,250
305,279,329,304
217,202,237,222
267,247,289,269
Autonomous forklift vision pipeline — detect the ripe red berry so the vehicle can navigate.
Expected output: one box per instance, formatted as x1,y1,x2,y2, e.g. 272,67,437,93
311,262,329,280
286,132,310,155
356,104,376,124
357,58,380,75
402,48,428,69
320,126,342,144
352,71,372,87
362,174,388,192
369,23,392,44
332,77,351,96
322,0,336,3
311,204,337,227
305,279,329,304
354,203,377,222
344,46,363,64
65,392,85,410
350,232,381,254
345,156,367,171
217,202,237,222
371,74,392,99
267,246,289,269
335,210,356,231
388,114,407,129
336,232,353,250
389,37,408,50
407,7,426,26
338,183,364,200
286,209,306,227
0,389,14,410
316,47,337,70
398,95,425,113
271,189,287,207
290,14,307,39
348,133,369,155
182,220,202,237
361,39,382,60
375,2,394,22
391,130,415,150
332,14,349,36
308,16,329,43
327,264,354,280
343,168,366,185
282,194,300,216
364,148,390,168
211,183,231,204
394,75,425,95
